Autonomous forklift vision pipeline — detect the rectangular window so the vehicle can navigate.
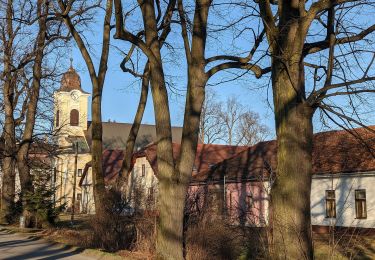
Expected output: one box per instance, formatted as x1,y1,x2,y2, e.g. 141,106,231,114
325,190,336,218
77,169,82,177
246,195,253,211
77,193,82,201
142,164,146,177
53,168,57,182
148,187,154,202
355,189,367,219
229,191,233,210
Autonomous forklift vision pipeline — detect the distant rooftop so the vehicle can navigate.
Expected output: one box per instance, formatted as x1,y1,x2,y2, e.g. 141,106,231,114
84,121,184,150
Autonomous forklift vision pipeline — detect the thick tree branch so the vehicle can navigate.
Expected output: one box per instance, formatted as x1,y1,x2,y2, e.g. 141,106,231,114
177,0,191,65
258,0,277,48
304,24,375,55
206,30,265,64
206,61,271,79
98,0,113,87
113,0,156,61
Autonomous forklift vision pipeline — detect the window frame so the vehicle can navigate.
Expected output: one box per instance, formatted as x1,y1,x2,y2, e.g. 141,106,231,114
148,187,154,202
56,110,60,127
325,190,336,218
355,189,367,219
246,194,253,212
141,164,146,177
70,109,79,126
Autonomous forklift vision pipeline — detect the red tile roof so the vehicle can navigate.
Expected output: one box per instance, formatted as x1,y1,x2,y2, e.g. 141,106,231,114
133,143,248,176
102,150,125,182
192,126,375,182
192,140,276,182
79,149,125,186
312,126,375,174
80,126,375,186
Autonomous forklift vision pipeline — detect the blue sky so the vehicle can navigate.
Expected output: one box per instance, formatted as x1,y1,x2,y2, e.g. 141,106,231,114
69,19,277,137
67,2,375,141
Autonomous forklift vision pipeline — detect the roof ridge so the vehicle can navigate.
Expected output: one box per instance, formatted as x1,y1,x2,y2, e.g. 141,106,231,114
100,121,183,128
314,125,375,136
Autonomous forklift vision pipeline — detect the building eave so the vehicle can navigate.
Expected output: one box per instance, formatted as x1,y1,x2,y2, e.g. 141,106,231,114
312,170,375,179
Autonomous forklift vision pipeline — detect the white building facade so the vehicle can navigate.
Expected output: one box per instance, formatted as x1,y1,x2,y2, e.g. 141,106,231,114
311,172,375,229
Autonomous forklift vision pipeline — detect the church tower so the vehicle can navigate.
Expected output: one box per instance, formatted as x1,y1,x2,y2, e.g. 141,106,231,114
53,63,94,213
54,62,90,145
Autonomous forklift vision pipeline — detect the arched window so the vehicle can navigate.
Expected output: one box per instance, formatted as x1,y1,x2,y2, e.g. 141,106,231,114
56,110,60,127
70,109,79,126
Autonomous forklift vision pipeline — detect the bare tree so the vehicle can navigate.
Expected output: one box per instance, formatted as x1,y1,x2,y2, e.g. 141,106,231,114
219,97,245,145
114,0,269,258
117,62,150,182
232,1,375,258
16,0,50,226
0,0,18,222
54,0,113,216
114,0,179,257
0,0,62,222
176,1,375,258
199,91,225,144
200,93,269,145
236,111,269,146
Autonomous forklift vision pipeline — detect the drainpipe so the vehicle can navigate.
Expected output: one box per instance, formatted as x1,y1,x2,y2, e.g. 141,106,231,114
71,142,78,224
223,175,226,214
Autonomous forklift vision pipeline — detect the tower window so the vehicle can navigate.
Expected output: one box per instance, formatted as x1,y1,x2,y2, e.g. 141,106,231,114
56,110,60,127
70,109,79,126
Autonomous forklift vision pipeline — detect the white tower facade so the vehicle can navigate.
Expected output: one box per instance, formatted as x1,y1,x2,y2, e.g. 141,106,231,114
53,65,90,146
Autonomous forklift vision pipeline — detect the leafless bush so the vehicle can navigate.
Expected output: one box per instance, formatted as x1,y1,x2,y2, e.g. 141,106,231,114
184,188,245,260
185,220,243,260
125,183,157,254
88,189,135,252
131,212,156,254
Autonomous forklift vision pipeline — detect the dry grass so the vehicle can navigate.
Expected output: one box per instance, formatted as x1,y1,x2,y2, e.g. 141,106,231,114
11,214,374,260
41,228,93,248
314,233,375,260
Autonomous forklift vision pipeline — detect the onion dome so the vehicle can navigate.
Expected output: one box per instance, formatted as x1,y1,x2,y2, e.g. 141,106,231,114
59,60,82,92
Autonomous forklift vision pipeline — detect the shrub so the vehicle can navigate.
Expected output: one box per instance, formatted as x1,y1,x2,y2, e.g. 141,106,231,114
88,189,136,252
185,221,243,260
23,170,64,228
23,186,64,228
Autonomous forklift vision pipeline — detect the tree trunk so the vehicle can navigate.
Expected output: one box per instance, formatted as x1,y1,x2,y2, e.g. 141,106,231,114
1,80,16,223
118,63,149,184
270,58,314,259
137,0,177,258
147,34,177,260
157,70,207,260
17,0,48,227
1,0,16,221
177,70,207,258
91,87,106,215
59,0,113,216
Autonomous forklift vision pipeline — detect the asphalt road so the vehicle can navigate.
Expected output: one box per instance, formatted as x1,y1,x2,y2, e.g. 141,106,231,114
0,228,95,260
